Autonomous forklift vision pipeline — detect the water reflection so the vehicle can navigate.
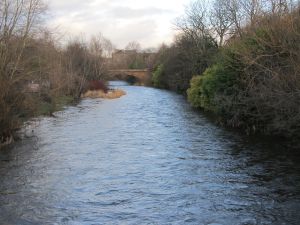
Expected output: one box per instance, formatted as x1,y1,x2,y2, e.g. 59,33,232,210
0,81,299,225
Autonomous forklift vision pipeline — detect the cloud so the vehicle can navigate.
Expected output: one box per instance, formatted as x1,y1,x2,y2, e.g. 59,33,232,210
108,19,159,47
105,6,173,19
47,0,95,15
46,0,186,48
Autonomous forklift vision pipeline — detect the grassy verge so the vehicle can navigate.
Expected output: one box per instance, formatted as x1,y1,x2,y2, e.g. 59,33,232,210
36,95,77,116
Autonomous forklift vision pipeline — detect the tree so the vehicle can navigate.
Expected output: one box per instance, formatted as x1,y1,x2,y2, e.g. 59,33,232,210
125,41,141,52
0,0,46,140
210,0,233,46
89,33,114,58
176,0,210,39
241,0,263,25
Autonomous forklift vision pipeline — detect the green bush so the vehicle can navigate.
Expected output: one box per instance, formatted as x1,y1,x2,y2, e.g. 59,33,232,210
152,64,165,88
187,63,237,113
187,75,203,108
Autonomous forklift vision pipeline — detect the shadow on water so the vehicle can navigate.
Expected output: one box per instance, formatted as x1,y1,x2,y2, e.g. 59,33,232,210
0,81,299,225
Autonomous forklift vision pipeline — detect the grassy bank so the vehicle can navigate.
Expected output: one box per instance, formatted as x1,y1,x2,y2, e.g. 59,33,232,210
36,95,77,116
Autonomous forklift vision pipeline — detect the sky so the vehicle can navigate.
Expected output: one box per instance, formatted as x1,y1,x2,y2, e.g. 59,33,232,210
46,0,188,49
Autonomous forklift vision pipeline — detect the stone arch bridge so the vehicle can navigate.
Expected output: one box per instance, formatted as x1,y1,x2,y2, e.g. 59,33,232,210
108,69,151,85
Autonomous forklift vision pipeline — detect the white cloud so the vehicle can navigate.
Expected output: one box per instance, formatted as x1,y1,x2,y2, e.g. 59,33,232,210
46,0,187,48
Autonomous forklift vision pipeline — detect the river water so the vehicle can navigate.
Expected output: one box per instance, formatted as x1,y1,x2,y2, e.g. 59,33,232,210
0,81,299,225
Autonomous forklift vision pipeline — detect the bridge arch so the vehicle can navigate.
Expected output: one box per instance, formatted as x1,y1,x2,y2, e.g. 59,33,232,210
108,69,151,85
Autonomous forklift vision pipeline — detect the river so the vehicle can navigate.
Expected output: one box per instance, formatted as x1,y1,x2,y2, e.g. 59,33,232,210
0,81,299,225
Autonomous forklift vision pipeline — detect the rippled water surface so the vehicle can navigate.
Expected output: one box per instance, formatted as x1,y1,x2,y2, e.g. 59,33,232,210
1,81,300,225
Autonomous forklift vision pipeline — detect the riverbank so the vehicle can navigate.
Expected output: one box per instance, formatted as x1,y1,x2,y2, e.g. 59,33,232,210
0,85,127,149
0,94,78,149
0,0,113,150
36,95,77,116
150,6,300,143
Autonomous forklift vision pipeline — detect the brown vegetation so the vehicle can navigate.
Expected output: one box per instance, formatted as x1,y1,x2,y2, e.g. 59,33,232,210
219,7,300,137
81,89,126,99
0,0,112,146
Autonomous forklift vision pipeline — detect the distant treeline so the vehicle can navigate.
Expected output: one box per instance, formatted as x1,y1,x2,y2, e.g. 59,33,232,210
0,0,113,143
152,0,300,139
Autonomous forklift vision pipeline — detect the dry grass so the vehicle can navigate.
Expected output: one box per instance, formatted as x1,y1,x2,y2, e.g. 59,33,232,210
81,89,126,99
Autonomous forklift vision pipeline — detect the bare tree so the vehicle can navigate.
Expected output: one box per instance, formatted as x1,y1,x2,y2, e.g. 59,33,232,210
101,38,114,58
224,0,245,37
89,33,114,58
240,0,263,25
176,0,210,38
269,0,289,14
0,0,46,142
125,41,141,52
0,0,46,78
210,0,233,46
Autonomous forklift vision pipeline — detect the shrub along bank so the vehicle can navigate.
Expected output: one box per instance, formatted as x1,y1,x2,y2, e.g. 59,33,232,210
153,1,300,140
188,11,300,139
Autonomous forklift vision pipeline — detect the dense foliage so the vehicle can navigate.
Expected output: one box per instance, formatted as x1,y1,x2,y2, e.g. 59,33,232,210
187,8,300,138
152,34,218,93
153,0,300,139
187,63,237,113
